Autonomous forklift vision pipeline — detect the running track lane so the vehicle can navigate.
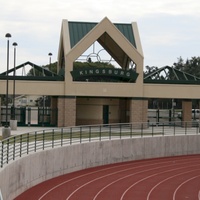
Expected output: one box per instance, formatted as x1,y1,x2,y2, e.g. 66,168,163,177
15,155,200,200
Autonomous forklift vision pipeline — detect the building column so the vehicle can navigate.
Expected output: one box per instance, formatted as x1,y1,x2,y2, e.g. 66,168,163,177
0,97,1,125
182,99,192,127
119,99,127,123
129,98,148,128
57,96,76,127
50,97,57,126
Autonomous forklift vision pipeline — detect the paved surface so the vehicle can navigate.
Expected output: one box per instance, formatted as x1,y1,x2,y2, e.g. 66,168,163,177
0,124,199,137
0,126,56,136
15,155,200,200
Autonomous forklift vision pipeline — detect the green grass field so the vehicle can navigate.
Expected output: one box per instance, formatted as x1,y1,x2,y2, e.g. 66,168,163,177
0,130,163,143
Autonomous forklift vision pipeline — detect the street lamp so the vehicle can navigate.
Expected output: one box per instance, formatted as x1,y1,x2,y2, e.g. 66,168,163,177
48,52,52,66
5,33,11,128
11,42,18,120
42,53,52,126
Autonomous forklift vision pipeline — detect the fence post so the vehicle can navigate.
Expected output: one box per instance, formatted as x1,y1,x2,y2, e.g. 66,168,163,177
6,139,9,164
89,126,91,142
99,125,101,141
174,122,176,135
80,127,82,143
169,109,172,123
120,124,122,139
20,135,22,157
156,109,160,123
43,130,45,150
130,123,133,138
27,107,31,126
13,136,16,160
52,129,54,148
27,133,29,154
109,125,111,140
34,131,37,152
70,127,72,145
141,123,143,137
1,141,4,168
61,128,63,146
162,123,164,136
185,122,187,135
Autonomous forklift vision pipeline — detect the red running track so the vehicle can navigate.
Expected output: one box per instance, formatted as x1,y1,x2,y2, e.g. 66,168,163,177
15,155,200,200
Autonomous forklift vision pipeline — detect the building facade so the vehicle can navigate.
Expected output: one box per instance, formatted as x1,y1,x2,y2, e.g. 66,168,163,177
56,17,148,127
0,17,198,127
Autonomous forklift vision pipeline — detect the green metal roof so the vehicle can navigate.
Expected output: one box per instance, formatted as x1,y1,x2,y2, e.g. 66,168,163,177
68,22,97,48
115,23,136,47
68,21,136,48
0,61,64,81
144,66,200,84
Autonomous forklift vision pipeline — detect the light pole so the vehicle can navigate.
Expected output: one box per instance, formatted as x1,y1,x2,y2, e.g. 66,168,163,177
2,33,12,138
11,42,18,120
48,52,52,66
5,33,11,128
42,53,52,126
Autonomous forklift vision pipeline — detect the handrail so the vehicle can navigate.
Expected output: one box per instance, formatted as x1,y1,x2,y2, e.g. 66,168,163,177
0,121,199,168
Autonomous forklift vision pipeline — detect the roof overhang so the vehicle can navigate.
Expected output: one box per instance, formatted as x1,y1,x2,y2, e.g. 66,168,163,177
58,17,143,72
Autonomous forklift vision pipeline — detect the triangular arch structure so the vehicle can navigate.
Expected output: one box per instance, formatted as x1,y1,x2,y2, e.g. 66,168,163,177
56,17,146,126
0,61,63,81
57,17,144,86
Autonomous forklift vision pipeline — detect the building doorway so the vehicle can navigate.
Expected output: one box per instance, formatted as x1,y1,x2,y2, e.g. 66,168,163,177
103,105,109,124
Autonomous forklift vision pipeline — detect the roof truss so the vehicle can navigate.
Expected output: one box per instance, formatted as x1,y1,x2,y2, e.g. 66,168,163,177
0,61,64,81
144,66,200,84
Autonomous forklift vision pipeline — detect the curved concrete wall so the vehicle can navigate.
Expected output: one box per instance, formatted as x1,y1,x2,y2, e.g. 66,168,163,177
1,135,200,200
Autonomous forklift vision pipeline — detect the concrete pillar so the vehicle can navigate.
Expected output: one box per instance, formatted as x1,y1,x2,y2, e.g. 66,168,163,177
129,98,148,128
57,97,65,127
0,97,1,126
57,96,76,127
50,97,57,126
119,99,127,123
2,127,11,139
182,100,192,127
10,120,17,130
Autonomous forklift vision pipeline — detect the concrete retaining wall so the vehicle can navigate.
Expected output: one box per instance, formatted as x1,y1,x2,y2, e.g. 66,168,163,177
1,135,200,200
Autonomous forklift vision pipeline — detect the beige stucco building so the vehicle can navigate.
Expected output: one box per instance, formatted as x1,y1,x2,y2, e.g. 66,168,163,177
54,17,199,126
0,17,199,127
55,17,147,126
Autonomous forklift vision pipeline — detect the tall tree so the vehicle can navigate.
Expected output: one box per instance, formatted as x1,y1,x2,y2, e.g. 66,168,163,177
173,56,200,77
27,62,57,76
144,65,159,77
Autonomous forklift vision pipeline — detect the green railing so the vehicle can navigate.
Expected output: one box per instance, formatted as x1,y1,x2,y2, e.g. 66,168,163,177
1,121,200,168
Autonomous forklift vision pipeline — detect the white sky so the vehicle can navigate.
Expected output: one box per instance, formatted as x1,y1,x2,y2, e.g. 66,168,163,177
0,0,200,73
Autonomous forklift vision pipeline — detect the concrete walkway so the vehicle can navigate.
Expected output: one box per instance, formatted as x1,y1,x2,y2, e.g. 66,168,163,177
0,126,56,136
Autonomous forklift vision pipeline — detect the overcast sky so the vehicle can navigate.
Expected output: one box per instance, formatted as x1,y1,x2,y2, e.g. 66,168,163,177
0,0,199,73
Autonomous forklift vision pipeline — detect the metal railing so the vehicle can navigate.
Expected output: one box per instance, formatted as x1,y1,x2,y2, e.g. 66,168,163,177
1,106,57,127
1,121,200,168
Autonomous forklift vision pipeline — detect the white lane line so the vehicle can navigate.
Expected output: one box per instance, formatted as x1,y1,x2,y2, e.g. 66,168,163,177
93,160,200,200
66,163,173,200
38,156,200,200
38,159,168,200
66,159,198,200
147,170,200,200
38,162,134,200
120,165,200,200
93,161,200,200
92,162,183,200
173,175,200,200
